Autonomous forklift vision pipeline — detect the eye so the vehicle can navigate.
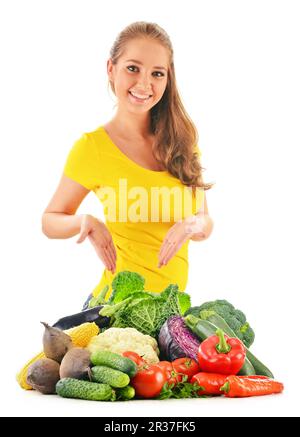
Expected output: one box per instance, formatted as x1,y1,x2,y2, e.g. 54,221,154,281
126,65,165,77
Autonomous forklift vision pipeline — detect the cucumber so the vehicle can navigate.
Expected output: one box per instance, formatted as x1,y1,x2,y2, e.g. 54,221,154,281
236,358,257,376
185,318,218,341
115,385,135,401
91,365,130,388
56,378,113,401
90,350,138,377
245,348,274,378
184,315,256,376
200,313,274,378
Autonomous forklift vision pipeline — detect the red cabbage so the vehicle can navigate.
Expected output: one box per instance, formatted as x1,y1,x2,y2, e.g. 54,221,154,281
158,315,200,362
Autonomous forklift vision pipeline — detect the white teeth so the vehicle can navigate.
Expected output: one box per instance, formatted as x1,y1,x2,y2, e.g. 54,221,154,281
130,91,151,100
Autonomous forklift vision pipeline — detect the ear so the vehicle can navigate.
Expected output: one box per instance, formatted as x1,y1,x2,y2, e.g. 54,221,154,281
107,58,114,81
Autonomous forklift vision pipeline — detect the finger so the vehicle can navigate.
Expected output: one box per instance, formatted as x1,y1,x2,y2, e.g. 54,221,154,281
164,241,183,265
159,231,175,258
105,245,116,272
160,222,181,252
103,232,116,264
160,231,189,266
158,242,171,266
164,238,185,264
159,241,176,266
160,241,177,266
102,250,114,272
159,227,173,252
100,241,114,272
109,240,117,262
76,230,88,244
159,232,173,257
107,239,116,266
89,237,112,271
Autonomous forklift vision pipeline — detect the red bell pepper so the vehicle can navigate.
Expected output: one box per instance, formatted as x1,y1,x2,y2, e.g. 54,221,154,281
198,328,246,375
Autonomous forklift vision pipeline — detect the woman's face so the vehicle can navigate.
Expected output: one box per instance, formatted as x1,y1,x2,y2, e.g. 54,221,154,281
107,38,169,112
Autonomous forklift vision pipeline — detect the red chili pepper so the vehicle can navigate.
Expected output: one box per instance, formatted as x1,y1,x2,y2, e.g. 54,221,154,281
220,375,284,397
191,373,272,396
191,372,227,396
198,329,246,375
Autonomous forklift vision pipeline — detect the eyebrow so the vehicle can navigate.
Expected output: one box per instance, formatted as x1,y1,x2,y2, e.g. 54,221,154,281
125,59,167,71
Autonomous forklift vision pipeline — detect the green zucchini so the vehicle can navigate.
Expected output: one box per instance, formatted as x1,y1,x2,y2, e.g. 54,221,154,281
184,315,256,376
199,313,274,378
56,378,113,401
90,350,137,377
91,365,130,388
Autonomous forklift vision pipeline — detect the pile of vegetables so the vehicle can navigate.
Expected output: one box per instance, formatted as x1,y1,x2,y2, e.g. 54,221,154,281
17,270,284,400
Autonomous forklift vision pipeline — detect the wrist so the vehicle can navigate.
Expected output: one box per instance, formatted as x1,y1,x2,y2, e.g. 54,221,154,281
84,214,103,227
184,214,207,238
191,215,214,241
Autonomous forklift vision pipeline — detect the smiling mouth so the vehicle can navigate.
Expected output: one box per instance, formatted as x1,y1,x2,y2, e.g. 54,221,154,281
128,91,152,102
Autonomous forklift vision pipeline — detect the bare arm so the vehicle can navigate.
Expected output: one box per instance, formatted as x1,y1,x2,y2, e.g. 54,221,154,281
42,174,117,272
41,174,90,239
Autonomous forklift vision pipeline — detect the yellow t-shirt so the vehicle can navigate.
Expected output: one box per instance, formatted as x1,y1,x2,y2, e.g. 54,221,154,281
63,125,204,298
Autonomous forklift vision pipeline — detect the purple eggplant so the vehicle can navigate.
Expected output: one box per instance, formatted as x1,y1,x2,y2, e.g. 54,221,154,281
158,315,200,362
52,306,110,330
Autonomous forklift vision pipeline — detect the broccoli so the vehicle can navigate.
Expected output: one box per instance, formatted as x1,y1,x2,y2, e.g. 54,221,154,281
186,299,255,348
184,306,202,318
240,323,255,348
108,271,145,303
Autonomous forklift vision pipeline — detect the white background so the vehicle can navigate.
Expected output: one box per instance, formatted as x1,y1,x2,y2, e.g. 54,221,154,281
1,0,299,417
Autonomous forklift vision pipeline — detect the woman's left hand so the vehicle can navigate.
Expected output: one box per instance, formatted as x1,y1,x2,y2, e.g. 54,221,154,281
158,215,206,268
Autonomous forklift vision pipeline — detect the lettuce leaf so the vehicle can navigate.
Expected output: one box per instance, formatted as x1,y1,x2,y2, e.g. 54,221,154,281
112,288,181,337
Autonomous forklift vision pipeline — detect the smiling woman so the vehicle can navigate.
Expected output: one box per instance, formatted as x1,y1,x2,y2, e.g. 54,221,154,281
43,21,214,303
106,23,214,191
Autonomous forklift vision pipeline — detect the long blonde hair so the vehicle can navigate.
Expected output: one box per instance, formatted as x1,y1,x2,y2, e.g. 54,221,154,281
108,21,215,192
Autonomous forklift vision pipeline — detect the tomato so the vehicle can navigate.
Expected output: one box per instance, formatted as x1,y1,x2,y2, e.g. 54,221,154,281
156,361,179,385
130,364,167,399
122,351,146,367
172,357,200,382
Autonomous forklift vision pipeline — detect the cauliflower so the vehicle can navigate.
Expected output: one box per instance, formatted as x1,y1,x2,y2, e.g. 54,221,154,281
87,327,160,364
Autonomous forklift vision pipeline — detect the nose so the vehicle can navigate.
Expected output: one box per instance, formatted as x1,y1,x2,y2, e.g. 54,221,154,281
135,73,153,93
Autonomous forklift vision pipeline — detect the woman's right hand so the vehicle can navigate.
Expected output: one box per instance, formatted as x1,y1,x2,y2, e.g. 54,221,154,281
76,214,117,274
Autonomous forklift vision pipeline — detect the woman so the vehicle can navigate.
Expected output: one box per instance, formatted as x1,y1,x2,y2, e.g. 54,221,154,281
42,21,215,304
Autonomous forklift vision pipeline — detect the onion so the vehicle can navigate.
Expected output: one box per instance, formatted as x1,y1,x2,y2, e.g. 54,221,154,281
158,315,200,362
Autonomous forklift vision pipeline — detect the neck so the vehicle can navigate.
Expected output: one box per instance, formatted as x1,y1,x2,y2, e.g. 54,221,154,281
110,109,152,140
